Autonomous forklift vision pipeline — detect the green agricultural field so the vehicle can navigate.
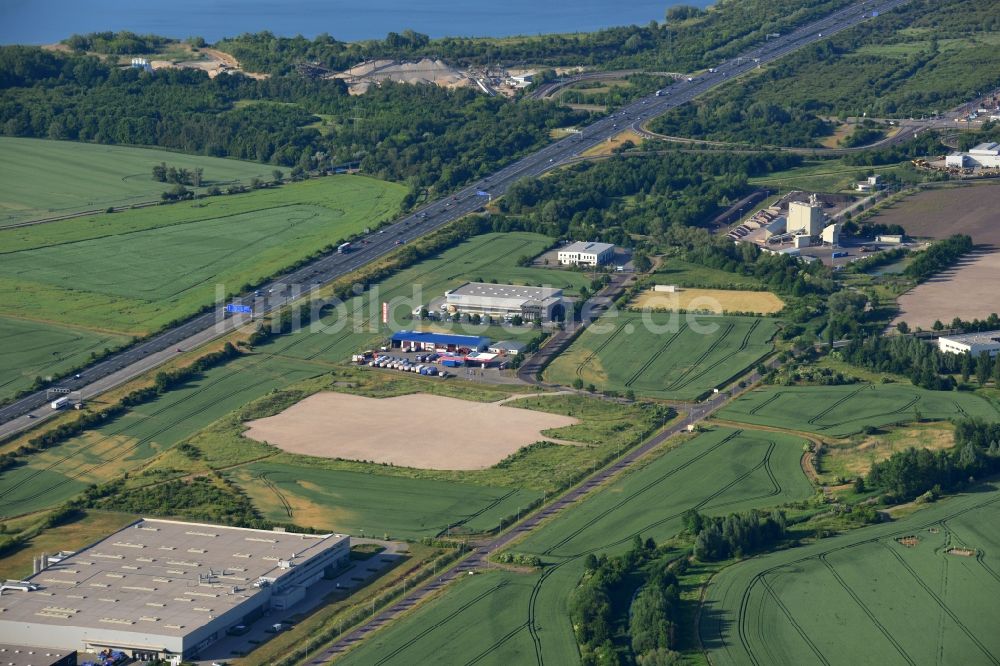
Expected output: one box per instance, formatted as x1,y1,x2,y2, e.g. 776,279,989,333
544,312,778,400
0,137,276,226
0,352,326,518
703,486,1000,666
654,259,766,290
717,384,1000,438
0,314,128,400
336,427,814,665
227,461,540,540
0,175,405,336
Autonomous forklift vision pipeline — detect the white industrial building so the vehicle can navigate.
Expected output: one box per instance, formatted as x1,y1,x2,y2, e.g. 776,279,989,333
0,519,349,661
938,330,1000,358
945,142,1000,169
445,282,565,321
787,199,825,236
557,241,615,266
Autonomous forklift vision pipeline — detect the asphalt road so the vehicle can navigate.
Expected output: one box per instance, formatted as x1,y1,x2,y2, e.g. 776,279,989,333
0,0,912,439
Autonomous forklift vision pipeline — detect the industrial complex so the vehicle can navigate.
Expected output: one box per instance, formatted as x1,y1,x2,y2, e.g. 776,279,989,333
0,519,349,661
945,142,1000,169
444,282,565,321
937,330,1000,358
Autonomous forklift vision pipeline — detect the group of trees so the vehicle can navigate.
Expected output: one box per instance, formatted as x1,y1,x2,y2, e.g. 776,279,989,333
64,31,171,55
837,334,1000,390
903,234,974,283
684,509,788,561
868,418,1000,503
84,475,272,527
497,151,799,244
152,162,204,186
571,536,681,666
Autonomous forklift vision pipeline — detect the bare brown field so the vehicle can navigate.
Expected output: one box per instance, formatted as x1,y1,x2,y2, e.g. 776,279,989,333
893,249,1000,328
876,184,1000,328
243,392,579,470
873,182,1000,242
631,287,785,314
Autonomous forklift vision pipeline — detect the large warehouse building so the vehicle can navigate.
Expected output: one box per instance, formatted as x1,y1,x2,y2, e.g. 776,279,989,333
945,142,1000,169
0,519,349,661
937,330,1000,358
557,241,614,266
444,282,565,321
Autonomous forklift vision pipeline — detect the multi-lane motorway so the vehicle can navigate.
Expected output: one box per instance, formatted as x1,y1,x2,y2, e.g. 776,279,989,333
0,0,913,437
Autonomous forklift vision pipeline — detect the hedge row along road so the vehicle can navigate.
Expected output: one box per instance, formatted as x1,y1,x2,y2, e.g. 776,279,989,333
0,0,914,437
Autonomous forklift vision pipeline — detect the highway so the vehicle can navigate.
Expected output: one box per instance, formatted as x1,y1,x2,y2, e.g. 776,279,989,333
0,0,912,438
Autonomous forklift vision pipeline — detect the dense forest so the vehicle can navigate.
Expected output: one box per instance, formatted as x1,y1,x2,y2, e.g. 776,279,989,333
212,0,855,75
0,46,583,192
650,0,1000,145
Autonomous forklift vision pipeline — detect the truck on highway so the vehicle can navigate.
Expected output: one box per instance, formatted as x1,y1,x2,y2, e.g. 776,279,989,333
51,396,70,410
655,89,664,97
337,242,351,254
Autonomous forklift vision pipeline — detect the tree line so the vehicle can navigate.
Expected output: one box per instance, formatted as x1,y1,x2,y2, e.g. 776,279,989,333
837,334,1000,390
903,234,973,283
868,418,1000,503
214,0,853,76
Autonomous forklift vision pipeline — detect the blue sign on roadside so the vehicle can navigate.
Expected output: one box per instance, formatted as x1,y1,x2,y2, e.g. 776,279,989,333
226,304,253,314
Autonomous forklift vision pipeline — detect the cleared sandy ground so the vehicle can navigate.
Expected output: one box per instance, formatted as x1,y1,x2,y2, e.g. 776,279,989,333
243,392,579,470
632,287,785,314
894,249,1000,328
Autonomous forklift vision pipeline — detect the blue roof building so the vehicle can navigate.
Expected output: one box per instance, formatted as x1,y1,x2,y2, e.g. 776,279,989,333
390,330,489,351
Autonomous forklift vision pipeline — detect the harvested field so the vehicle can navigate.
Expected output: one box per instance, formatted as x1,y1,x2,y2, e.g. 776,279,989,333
631,287,785,314
893,248,1000,328
243,392,580,470
873,183,1000,242
872,183,1000,327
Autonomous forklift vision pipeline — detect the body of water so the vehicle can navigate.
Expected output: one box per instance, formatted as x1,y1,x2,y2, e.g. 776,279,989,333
0,0,710,46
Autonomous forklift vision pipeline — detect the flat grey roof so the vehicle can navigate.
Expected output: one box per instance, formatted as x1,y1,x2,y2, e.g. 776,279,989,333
449,282,562,301
0,519,346,639
0,644,73,666
559,241,614,255
940,330,1000,346
490,340,527,351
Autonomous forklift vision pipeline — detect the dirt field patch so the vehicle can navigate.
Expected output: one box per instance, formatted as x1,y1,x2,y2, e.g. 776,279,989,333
582,129,644,157
947,547,976,557
872,183,1000,243
631,287,785,314
893,249,1000,328
243,392,579,470
897,536,920,547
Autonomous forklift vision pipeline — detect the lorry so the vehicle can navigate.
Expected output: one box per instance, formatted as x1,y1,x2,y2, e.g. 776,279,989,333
51,396,70,410
337,242,352,254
